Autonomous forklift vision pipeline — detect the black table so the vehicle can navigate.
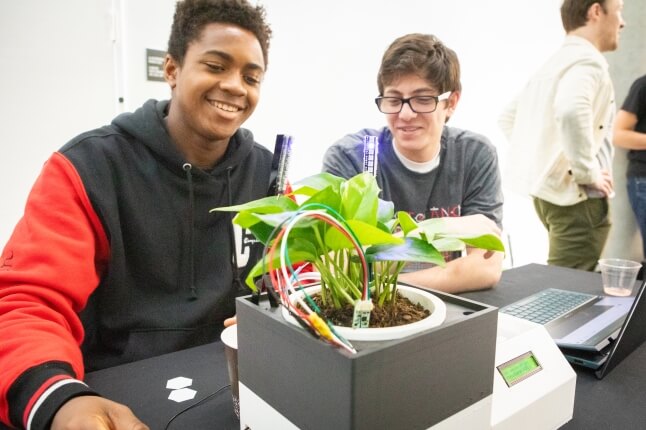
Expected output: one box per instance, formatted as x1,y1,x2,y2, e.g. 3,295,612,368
82,263,646,429
461,263,646,430
84,341,238,430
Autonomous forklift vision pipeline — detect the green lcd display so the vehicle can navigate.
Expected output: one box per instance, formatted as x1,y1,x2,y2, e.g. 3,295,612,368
497,351,542,387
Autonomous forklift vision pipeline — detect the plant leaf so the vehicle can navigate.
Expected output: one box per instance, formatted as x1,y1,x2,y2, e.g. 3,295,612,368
396,211,418,236
231,211,264,229
255,213,323,244
291,172,344,197
365,237,445,266
324,219,404,250
245,222,277,245
347,219,404,246
254,211,314,228
377,199,395,223
234,212,320,245
300,185,342,214
376,221,392,234
414,217,445,239
211,195,298,214
244,238,319,290
429,237,465,252
340,172,380,225
415,218,506,252
439,233,506,252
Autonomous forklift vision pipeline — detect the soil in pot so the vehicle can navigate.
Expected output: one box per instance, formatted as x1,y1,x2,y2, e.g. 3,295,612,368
310,293,430,328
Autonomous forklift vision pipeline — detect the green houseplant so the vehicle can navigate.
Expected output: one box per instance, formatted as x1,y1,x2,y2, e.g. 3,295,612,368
213,172,503,348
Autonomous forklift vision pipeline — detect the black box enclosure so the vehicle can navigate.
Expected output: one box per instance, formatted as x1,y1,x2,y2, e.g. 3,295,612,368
236,286,498,430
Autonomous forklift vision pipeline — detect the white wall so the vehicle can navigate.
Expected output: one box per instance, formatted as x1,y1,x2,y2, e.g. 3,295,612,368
0,0,117,244
249,0,565,266
115,1,175,110
602,1,646,264
1,0,576,266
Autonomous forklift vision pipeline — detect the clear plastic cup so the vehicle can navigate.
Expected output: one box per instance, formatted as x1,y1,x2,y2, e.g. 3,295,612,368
220,324,239,419
598,258,642,297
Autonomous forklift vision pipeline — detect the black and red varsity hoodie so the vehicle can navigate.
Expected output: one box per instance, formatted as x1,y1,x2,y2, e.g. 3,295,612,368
0,99,272,429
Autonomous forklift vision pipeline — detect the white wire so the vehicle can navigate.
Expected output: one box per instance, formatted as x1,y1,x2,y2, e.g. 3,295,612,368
278,211,331,312
276,211,361,353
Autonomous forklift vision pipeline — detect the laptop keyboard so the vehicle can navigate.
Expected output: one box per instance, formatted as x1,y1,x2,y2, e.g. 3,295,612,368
500,288,597,325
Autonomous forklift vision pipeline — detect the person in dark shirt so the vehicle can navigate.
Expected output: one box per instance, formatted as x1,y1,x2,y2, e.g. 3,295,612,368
614,74,646,273
323,33,504,293
0,1,273,429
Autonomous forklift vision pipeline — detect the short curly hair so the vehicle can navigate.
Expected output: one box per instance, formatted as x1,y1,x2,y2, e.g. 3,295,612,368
167,0,272,68
377,33,461,96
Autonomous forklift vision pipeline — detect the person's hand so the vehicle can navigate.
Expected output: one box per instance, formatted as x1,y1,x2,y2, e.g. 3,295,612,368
435,214,502,238
588,170,615,198
51,395,149,430
224,316,237,327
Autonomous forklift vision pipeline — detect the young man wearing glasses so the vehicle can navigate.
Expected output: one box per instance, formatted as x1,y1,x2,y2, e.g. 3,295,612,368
322,33,504,293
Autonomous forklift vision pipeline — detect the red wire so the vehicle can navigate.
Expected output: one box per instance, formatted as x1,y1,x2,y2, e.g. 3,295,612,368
308,213,369,299
265,213,362,352
267,226,312,321
265,212,371,337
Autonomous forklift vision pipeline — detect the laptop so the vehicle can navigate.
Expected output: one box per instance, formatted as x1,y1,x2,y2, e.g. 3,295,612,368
562,279,646,378
500,280,646,377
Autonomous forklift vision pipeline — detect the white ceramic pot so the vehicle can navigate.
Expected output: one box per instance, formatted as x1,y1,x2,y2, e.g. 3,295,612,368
282,284,447,341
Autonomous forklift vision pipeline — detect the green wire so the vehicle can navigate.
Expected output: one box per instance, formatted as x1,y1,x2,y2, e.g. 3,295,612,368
297,203,369,300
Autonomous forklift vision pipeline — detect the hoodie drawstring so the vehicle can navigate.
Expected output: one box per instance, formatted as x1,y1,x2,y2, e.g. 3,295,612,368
226,167,244,292
183,163,198,300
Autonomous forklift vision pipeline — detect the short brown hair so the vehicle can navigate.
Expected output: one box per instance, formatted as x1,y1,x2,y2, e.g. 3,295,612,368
561,0,609,32
377,34,461,96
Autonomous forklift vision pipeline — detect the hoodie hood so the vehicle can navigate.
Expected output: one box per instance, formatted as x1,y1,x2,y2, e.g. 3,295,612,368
54,98,273,370
112,99,257,176
111,99,266,300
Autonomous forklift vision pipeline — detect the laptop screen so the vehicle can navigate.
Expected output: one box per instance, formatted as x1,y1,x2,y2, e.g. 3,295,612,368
595,279,646,379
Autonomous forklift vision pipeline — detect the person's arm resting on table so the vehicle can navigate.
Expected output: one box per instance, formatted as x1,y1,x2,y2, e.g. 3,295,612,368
398,214,504,293
0,155,147,430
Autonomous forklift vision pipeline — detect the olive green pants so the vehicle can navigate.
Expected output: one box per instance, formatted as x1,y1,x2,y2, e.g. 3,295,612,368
533,197,611,271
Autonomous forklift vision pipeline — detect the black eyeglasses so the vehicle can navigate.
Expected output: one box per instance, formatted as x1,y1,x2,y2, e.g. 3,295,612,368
375,91,451,114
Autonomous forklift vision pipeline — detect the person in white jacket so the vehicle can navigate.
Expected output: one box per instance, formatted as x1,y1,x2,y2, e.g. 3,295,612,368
499,0,625,271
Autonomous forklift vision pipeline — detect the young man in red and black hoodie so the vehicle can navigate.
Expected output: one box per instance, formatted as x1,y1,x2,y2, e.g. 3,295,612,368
0,1,273,428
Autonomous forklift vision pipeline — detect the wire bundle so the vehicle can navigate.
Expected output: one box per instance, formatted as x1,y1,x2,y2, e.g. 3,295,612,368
264,206,370,354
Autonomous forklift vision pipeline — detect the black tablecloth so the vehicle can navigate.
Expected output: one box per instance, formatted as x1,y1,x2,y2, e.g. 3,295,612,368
84,341,238,430
462,263,646,430
36,264,646,429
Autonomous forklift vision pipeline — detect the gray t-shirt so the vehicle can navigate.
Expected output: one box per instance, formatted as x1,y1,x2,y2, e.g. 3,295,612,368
322,126,503,228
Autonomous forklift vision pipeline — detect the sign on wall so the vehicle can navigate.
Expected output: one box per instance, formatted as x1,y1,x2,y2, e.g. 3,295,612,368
146,48,166,82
